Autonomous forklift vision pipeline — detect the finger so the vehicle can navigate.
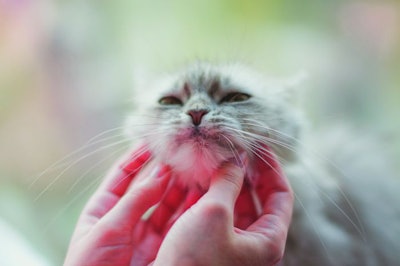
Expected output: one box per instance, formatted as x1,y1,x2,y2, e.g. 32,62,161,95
251,144,291,204
243,188,293,264
147,179,188,233
98,165,172,231
79,146,151,222
102,145,151,197
255,144,293,226
234,183,258,229
248,143,293,234
162,188,204,235
241,145,293,262
131,222,163,266
203,162,245,214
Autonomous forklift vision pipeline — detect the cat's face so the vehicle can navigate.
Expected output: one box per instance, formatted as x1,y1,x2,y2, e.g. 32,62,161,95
129,63,302,188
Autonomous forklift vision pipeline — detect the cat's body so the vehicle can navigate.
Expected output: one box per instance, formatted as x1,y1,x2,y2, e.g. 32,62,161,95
283,127,400,265
128,63,400,265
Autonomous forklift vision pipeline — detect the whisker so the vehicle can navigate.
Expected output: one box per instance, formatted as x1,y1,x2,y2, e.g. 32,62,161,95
294,193,335,265
240,138,335,253
220,134,242,171
28,130,128,189
34,138,131,201
42,173,104,234
224,123,367,241
227,125,366,239
43,140,155,232
111,147,154,191
239,119,367,238
67,145,129,195
299,158,367,242
85,126,127,145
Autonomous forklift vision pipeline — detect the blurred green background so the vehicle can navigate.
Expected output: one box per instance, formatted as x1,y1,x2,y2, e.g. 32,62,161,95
1,0,399,265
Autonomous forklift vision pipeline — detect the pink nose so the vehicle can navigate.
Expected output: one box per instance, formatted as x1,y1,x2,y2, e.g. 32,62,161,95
187,109,209,126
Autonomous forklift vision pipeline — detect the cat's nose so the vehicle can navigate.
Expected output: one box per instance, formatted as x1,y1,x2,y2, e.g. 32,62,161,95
187,109,209,126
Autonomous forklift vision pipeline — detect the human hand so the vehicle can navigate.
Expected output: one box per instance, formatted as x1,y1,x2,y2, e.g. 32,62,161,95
64,144,293,266
154,148,294,266
64,147,175,266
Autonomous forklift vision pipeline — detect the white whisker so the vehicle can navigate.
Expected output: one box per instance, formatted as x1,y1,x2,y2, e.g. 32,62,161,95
29,129,127,189
34,138,132,201
67,145,128,195
239,119,367,239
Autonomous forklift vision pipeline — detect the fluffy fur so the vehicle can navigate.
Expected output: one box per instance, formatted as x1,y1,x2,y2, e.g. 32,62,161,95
128,62,400,265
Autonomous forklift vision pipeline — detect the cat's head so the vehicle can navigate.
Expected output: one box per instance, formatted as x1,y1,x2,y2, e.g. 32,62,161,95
128,63,303,188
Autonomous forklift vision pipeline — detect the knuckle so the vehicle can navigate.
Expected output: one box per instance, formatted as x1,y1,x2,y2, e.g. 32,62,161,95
124,184,152,207
127,185,147,199
266,241,285,264
256,218,288,264
201,201,230,222
262,231,287,264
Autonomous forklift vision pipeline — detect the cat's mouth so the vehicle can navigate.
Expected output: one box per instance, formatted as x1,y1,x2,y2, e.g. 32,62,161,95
164,125,244,189
175,126,221,145
173,125,245,159
190,127,206,138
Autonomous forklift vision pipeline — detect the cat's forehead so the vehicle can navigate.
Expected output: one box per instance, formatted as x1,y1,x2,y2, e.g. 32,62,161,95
135,63,286,106
167,64,257,95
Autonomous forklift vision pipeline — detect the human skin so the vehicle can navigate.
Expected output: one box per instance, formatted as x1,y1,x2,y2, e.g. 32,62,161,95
64,146,293,266
64,149,169,266
154,150,293,266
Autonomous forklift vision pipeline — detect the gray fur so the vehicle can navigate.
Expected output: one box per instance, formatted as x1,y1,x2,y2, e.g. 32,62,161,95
128,62,400,265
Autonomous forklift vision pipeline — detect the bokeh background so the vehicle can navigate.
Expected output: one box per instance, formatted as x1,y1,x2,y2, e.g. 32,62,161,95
1,0,399,265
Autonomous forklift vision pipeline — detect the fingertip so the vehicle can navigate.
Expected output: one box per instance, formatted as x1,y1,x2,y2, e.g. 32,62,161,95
121,148,151,173
149,164,172,191
214,163,244,188
155,164,172,179
228,152,249,169
102,165,173,229
130,163,172,191
207,163,245,206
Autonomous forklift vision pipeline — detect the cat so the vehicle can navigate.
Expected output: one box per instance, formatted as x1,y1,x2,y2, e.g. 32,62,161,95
127,62,400,265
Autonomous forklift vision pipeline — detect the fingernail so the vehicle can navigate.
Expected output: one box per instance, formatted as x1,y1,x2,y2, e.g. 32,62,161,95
151,165,170,179
120,150,151,172
150,166,160,178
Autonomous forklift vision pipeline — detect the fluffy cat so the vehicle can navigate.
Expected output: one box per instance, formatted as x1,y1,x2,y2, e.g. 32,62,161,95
127,62,400,265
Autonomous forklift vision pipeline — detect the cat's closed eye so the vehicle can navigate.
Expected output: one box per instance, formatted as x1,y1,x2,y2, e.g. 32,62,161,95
158,96,183,106
219,92,251,104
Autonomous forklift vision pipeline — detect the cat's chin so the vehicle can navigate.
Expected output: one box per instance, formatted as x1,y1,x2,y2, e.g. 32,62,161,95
161,142,232,189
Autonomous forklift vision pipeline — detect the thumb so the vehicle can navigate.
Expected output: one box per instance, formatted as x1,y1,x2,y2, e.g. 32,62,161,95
205,162,245,211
